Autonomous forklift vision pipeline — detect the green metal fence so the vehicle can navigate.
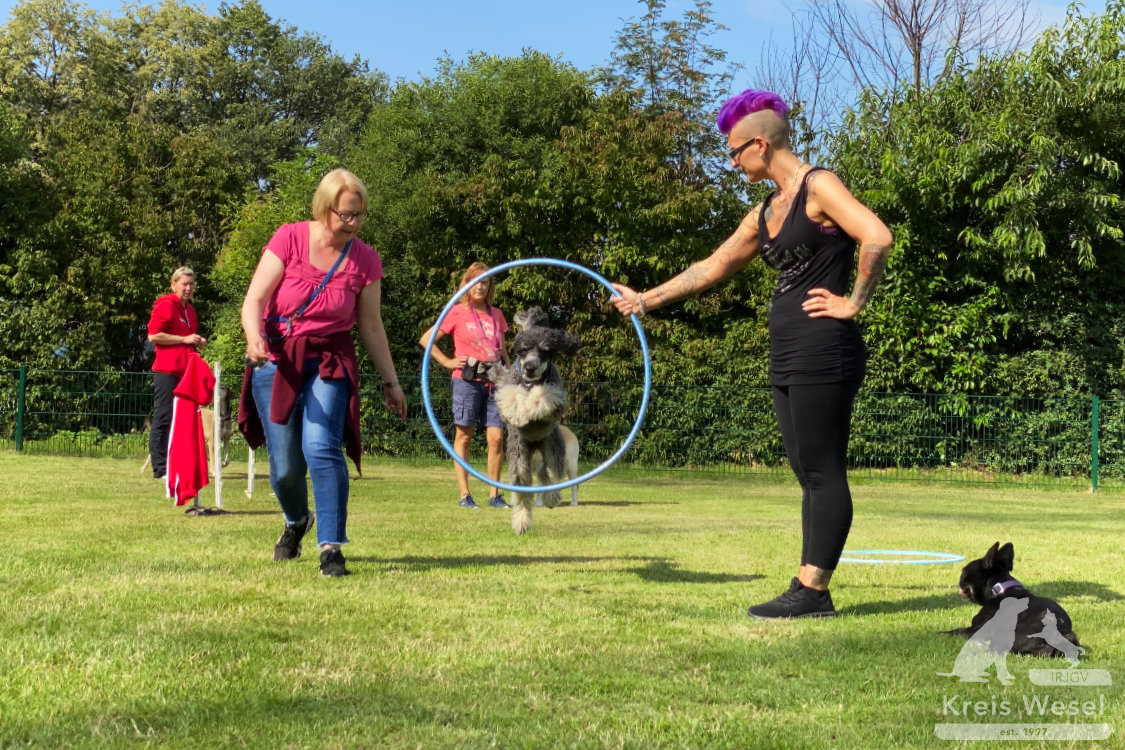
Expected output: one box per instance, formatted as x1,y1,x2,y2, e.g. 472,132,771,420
2,367,1123,490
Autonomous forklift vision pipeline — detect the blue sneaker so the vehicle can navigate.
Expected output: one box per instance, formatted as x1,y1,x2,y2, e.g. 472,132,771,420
459,494,479,509
488,494,511,509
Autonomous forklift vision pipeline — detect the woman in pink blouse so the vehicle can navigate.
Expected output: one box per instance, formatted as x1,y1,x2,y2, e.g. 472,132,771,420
239,168,406,577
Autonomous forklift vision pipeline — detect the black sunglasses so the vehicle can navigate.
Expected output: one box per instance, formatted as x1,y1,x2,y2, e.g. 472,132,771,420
728,139,757,161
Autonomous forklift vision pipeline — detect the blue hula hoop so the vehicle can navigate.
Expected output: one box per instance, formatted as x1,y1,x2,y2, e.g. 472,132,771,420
421,258,652,494
838,550,965,565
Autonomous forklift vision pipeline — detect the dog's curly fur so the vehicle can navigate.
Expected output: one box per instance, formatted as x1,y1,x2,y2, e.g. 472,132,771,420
490,307,581,535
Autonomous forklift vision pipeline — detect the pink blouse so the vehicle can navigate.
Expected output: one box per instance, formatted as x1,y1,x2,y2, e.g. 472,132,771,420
261,221,383,338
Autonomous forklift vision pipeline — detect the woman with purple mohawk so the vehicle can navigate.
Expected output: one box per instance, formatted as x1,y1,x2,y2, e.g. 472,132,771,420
612,89,893,620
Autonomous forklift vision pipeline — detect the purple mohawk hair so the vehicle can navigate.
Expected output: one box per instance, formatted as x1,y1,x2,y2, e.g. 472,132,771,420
716,90,790,134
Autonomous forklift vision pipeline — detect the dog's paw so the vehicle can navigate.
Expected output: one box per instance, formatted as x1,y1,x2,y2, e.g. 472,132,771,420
511,503,533,535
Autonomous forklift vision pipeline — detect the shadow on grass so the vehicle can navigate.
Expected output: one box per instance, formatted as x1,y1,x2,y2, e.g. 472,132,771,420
569,500,679,507
354,554,755,585
841,590,964,617
628,560,763,584
1031,580,1123,602
356,554,664,571
840,579,1122,617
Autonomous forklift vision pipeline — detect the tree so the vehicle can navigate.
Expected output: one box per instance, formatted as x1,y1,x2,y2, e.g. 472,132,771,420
212,49,758,391
598,0,741,186
757,0,1036,161
0,0,383,369
833,1,1125,395
813,0,1035,98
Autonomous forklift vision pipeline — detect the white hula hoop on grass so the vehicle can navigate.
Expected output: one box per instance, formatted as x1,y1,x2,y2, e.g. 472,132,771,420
421,258,652,494
838,550,965,565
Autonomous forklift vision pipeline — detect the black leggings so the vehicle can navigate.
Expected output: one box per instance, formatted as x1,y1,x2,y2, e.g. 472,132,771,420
149,372,178,478
771,380,861,571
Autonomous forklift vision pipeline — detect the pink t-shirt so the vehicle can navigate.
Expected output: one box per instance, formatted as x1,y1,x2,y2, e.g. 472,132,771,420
440,303,508,361
261,222,383,338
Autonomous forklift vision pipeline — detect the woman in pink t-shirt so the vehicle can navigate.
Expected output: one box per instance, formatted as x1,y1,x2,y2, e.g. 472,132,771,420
239,168,407,577
419,262,510,510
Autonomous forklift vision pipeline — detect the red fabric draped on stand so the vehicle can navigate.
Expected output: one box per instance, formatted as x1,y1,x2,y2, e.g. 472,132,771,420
167,353,215,506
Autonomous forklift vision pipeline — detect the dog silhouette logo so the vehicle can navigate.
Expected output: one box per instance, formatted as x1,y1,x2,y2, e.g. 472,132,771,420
938,597,1029,685
1030,610,1086,668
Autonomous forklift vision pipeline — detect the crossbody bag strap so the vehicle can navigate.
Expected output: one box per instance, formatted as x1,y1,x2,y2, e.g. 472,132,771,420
292,238,353,320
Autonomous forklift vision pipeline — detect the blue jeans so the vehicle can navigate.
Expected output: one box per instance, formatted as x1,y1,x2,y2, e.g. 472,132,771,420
252,360,350,547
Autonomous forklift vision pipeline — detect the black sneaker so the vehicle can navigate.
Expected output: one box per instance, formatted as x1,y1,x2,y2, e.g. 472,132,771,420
747,577,837,619
273,515,313,561
459,494,479,509
319,547,351,577
487,494,510,509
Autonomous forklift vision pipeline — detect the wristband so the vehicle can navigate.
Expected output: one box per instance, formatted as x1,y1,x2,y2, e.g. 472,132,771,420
636,292,647,317
383,380,400,388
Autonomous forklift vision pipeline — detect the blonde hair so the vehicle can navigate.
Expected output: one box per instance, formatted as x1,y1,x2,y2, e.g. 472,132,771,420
458,262,495,306
311,168,370,221
171,266,195,287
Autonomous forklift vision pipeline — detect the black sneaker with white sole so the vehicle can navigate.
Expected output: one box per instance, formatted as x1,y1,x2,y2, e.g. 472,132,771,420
319,547,351,577
273,515,313,561
747,576,837,619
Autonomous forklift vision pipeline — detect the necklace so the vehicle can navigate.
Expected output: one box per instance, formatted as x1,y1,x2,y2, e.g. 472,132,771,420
788,162,803,191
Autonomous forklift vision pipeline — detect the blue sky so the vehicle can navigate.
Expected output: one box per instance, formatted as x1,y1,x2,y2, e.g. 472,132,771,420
6,0,1093,85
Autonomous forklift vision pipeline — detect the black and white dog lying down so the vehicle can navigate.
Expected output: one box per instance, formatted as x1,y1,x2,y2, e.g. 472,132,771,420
489,307,581,535
941,542,1083,663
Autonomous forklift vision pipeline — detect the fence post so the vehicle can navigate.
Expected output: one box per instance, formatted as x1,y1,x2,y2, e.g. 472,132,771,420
1091,395,1100,493
212,361,223,508
15,365,26,452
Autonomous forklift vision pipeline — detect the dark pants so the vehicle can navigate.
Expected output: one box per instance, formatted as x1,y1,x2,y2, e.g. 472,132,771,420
149,372,178,478
771,379,861,571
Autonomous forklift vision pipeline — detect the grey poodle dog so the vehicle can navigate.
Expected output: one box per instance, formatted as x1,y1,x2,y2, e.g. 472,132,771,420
489,306,582,535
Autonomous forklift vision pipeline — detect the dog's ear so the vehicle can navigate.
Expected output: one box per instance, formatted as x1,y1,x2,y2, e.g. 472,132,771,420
544,329,582,356
514,306,549,330
556,330,582,356
996,542,1015,571
983,541,1001,569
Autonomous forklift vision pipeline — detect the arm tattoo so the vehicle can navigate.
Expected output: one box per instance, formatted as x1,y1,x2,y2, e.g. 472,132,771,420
849,242,891,311
660,262,710,307
648,210,759,309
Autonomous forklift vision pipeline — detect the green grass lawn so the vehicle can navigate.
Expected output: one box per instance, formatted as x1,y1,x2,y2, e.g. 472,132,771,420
1,454,1121,749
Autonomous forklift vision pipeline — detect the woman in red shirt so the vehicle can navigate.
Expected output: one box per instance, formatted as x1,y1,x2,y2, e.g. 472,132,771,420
147,267,206,480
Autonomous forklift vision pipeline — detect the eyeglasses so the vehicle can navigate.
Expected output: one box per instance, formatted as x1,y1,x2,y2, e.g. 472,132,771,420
728,139,757,161
331,208,369,223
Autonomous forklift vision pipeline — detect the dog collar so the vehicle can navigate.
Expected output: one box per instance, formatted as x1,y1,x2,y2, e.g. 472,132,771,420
988,578,1023,599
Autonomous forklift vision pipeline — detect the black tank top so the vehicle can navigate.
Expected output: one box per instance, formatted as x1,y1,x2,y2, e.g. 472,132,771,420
757,167,865,386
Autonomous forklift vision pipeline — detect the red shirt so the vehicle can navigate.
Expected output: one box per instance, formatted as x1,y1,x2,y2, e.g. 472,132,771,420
148,293,198,375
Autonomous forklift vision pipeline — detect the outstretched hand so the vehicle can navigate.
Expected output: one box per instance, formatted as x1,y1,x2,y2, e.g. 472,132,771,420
610,283,640,317
803,288,859,320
